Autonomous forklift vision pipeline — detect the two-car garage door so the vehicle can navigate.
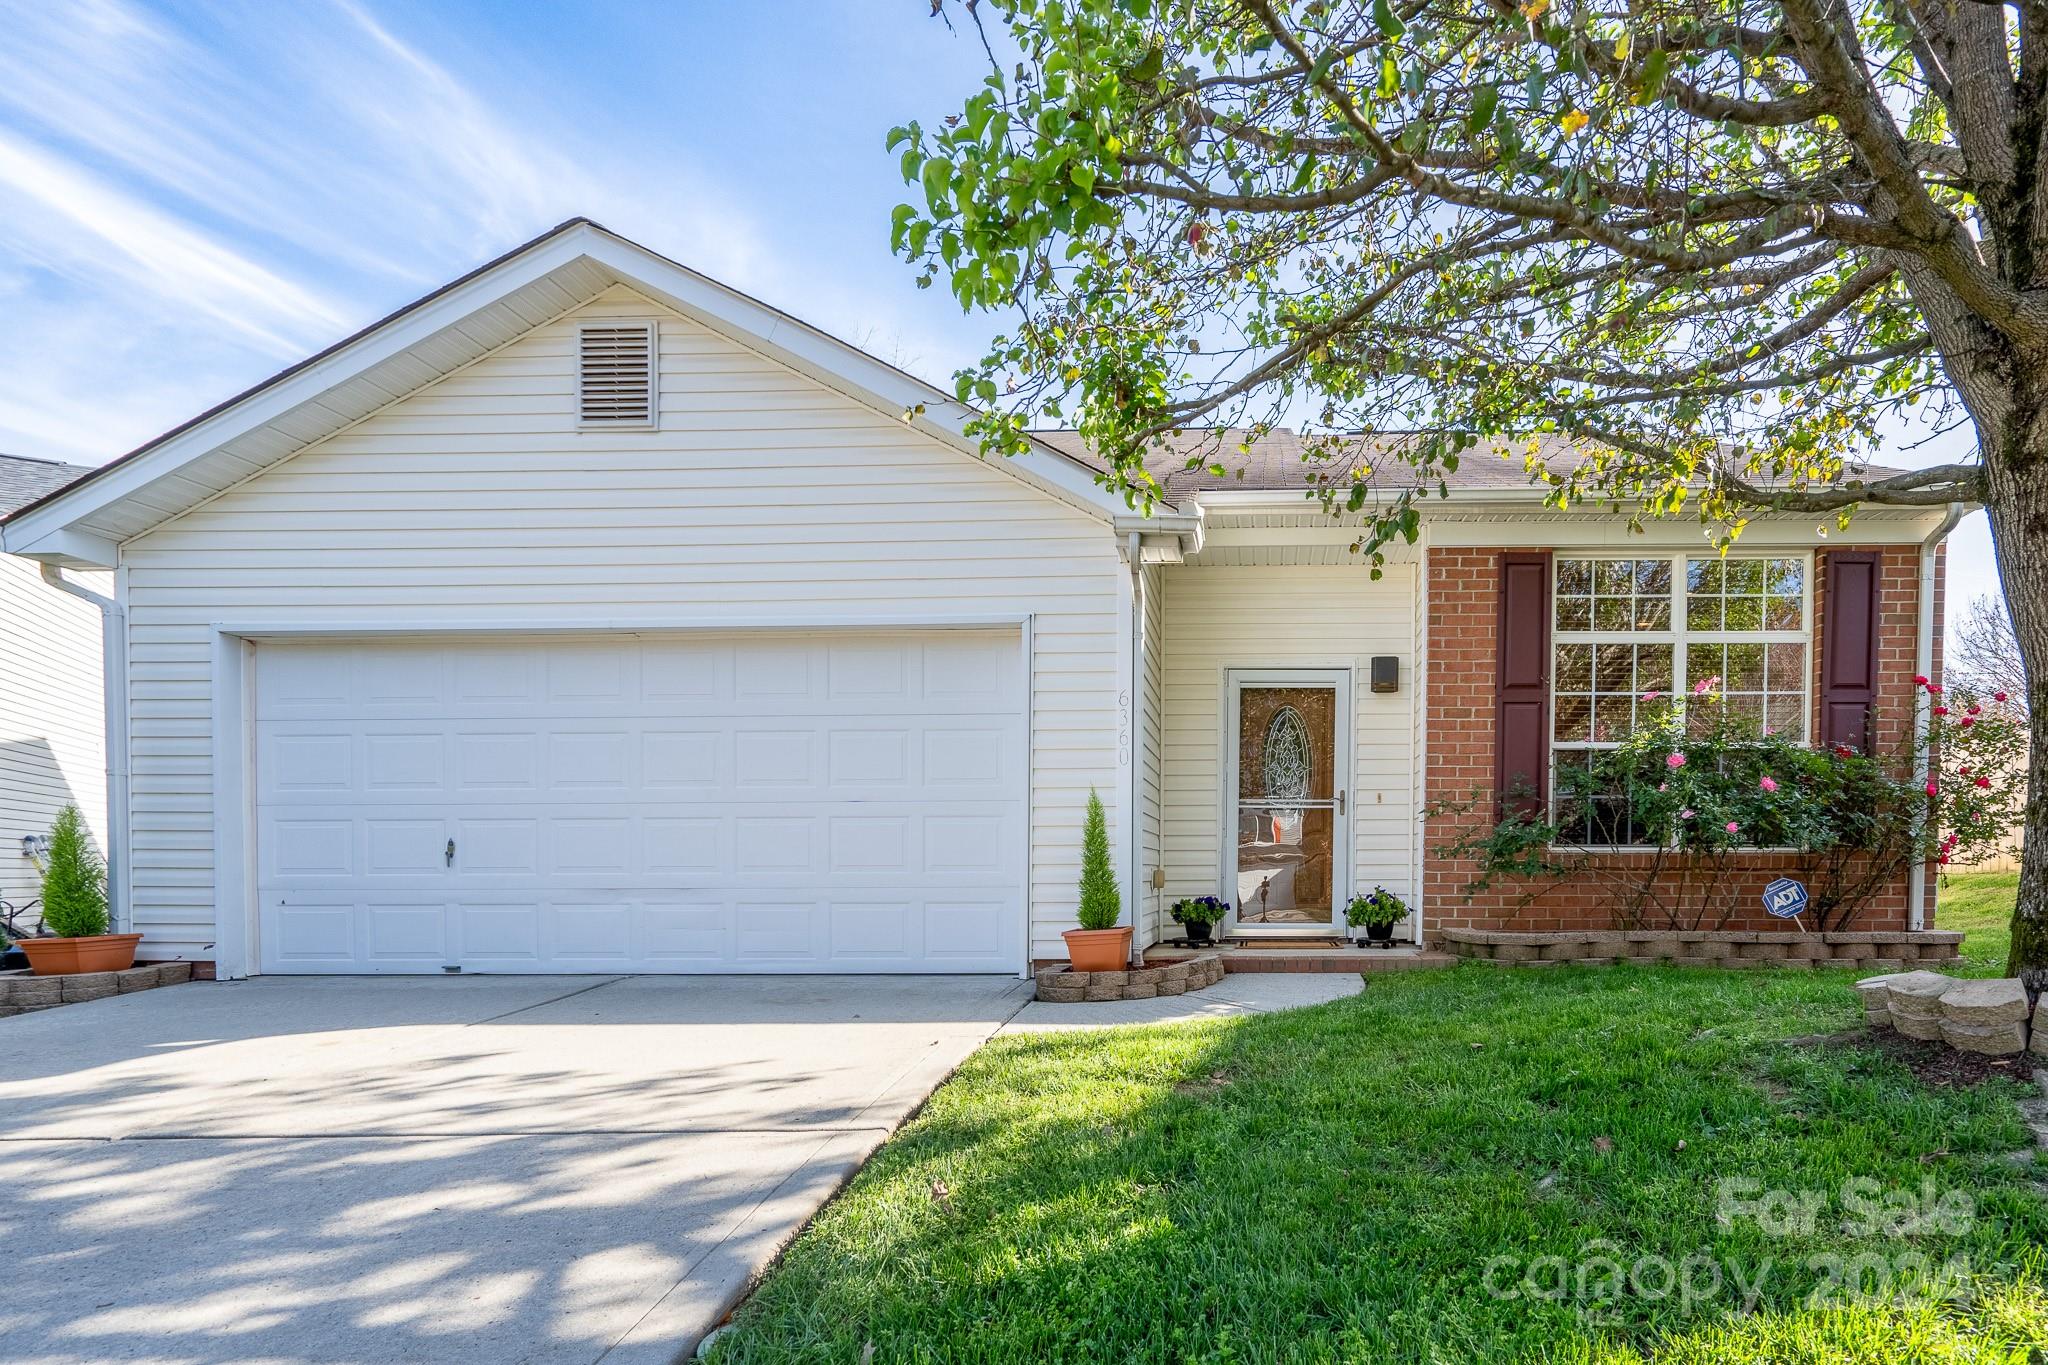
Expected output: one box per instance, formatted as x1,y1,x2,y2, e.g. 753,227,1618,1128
254,629,1024,974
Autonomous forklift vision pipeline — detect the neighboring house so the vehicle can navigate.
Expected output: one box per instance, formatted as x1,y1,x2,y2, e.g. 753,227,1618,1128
0,454,106,918
0,220,1957,978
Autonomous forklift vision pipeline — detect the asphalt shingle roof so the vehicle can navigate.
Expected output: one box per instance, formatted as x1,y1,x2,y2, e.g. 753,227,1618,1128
1032,428,1905,505
0,454,93,517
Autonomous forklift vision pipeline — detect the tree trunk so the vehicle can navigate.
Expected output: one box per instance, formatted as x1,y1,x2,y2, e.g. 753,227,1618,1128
1980,404,2048,990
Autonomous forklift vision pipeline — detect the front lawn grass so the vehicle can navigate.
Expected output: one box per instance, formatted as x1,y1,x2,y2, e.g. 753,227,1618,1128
710,965,2046,1364
1940,869,2019,977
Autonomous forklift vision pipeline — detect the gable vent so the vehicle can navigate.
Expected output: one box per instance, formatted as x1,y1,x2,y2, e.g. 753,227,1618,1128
577,322,657,425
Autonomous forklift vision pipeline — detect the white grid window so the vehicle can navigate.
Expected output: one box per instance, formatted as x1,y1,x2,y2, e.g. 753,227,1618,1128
1551,554,1811,846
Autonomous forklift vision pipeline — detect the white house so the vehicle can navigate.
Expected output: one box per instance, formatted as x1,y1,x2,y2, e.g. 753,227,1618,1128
0,454,107,915
0,221,1960,978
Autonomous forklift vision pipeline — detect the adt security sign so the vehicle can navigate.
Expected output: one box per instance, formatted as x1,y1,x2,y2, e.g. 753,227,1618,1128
1762,878,1809,920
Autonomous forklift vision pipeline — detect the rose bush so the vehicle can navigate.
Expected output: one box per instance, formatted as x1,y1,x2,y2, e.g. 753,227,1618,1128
1440,680,2026,931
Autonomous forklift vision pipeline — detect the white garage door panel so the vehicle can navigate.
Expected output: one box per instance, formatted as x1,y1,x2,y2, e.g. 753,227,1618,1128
254,631,1024,974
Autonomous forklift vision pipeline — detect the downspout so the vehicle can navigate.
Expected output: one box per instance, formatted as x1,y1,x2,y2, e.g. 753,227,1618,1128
40,564,129,934
1908,502,1967,931
1127,531,1146,966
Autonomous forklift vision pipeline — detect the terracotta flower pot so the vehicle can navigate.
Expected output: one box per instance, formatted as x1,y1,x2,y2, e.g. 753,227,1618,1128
19,933,144,976
1062,926,1132,972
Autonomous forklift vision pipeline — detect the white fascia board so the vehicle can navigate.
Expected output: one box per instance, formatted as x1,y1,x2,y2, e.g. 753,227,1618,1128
2,233,595,562
0,525,120,566
576,231,1130,524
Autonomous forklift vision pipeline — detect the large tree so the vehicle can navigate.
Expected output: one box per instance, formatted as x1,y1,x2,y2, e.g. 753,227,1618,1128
893,0,2047,983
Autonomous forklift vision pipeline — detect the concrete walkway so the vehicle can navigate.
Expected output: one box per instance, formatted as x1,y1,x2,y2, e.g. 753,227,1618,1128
0,974,1029,1365
1001,971,1362,1032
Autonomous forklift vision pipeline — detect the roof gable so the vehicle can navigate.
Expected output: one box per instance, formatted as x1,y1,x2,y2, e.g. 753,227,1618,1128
1,220,1125,565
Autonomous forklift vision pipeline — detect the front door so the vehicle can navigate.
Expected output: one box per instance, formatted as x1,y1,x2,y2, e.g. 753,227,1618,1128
1227,671,1349,934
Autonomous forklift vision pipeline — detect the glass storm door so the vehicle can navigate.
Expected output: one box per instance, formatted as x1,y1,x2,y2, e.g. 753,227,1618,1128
1228,672,1348,933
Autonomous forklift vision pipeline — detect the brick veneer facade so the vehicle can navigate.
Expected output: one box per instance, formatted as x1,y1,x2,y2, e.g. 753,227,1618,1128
1423,545,1944,937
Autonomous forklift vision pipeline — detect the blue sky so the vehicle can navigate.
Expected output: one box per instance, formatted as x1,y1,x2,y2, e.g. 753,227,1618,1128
0,0,2002,632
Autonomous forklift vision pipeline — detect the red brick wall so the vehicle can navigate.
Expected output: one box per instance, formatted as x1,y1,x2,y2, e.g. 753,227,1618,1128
1423,545,1937,936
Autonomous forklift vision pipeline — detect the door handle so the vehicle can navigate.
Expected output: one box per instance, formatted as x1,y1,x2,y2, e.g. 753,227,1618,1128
1337,790,1346,815
445,838,456,868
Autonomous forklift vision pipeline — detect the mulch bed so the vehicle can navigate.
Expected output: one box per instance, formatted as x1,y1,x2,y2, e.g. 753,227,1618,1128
1791,1027,2036,1088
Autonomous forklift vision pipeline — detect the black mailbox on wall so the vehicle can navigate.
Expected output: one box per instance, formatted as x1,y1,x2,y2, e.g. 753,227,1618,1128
1370,656,1400,694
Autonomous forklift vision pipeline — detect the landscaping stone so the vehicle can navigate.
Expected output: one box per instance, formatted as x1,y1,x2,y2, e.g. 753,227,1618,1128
0,977,61,1007
1941,1019,2030,1056
1885,971,1959,1040
116,965,167,993
1038,953,1226,1004
1854,973,1909,1025
2033,997,2047,1057
60,973,119,1003
1939,977,2031,1028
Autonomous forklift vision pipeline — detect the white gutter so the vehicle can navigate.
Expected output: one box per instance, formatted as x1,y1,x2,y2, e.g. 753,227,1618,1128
40,564,129,935
1909,502,1968,930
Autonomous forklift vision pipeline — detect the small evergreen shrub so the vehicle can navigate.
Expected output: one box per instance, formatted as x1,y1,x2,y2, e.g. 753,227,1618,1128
1076,788,1121,931
40,804,108,939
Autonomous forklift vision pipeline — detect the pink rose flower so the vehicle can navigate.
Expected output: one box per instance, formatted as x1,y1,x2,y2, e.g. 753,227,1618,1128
1693,675,1721,696
1657,783,1667,792
1641,689,1662,701
1759,776,1777,793
1995,691,2008,703
1960,715,1975,728
1925,781,1939,798
1975,776,1991,789
1929,683,1943,695
1967,703,1982,715
1913,674,1929,687
1666,752,1687,769
1679,808,1695,820
1725,821,1740,834
1934,705,1949,717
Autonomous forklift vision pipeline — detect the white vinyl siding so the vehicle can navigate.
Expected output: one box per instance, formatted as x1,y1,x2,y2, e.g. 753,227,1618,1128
1158,560,1418,917
118,286,1121,967
0,557,106,911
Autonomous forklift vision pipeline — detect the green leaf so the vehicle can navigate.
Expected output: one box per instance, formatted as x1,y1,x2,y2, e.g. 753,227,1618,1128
1638,48,1670,101
1372,0,1405,39
1467,83,1499,135
1378,54,1399,99
1132,43,1164,82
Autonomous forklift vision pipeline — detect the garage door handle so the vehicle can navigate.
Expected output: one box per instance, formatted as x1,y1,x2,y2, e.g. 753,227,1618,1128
445,838,456,868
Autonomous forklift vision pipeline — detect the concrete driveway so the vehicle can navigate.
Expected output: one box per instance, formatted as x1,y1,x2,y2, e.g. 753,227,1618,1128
0,974,1030,1364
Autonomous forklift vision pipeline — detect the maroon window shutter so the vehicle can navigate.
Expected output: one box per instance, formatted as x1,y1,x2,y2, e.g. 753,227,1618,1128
1821,551,1881,753
1496,552,1552,818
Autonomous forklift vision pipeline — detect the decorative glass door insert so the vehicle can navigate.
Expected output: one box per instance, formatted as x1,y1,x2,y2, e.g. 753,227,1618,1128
1231,677,1346,929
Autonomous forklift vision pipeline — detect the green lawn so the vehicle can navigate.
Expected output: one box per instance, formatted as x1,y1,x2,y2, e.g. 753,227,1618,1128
1941,870,2020,977
711,962,2046,1364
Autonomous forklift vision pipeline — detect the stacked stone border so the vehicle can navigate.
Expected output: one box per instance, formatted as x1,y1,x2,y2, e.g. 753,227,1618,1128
0,962,195,1017
1035,954,1226,1002
1440,928,1963,969
1856,971,2043,1059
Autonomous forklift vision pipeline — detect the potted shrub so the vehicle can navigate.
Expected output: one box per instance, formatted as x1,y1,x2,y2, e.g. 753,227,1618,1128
1169,895,1229,946
18,806,140,976
1346,886,1407,948
1061,789,1130,971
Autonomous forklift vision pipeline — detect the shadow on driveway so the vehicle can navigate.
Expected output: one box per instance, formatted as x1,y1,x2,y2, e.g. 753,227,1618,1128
0,974,1029,1364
